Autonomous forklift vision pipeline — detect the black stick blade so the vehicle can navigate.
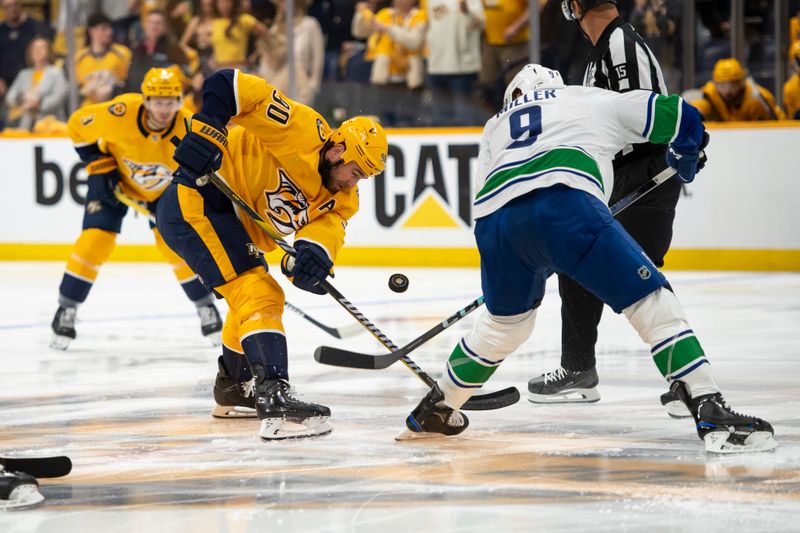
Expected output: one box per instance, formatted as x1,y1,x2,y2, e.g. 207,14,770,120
462,387,520,411
314,346,386,369
1,456,72,478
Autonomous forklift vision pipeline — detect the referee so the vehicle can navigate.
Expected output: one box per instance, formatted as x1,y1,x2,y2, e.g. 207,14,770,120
528,0,701,416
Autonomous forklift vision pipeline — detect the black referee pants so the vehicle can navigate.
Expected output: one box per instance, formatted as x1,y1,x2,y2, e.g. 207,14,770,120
558,147,682,371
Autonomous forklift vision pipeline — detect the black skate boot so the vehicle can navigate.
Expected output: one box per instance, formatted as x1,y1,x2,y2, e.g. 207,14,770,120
211,356,256,418
198,303,222,346
528,366,600,403
396,383,469,440
0,468,44,510
660,388,691,419
253,366,332,440
671,381,777,453
50,305,77,350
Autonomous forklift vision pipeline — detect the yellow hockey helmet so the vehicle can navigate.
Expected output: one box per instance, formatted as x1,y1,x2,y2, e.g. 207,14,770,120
141,67,183,98
329,116,388,176
712,58,746,83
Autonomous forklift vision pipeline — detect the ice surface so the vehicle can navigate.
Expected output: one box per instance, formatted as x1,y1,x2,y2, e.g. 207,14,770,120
1,263,798,532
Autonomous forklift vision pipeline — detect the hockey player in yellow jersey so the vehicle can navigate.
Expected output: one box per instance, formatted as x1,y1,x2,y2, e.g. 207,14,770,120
784,42,800,120
691,58,785,121
50,68,224,350
156,69,388,440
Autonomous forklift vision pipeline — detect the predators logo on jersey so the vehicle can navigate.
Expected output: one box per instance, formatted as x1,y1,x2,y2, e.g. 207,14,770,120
122,159,173,192
265,169,310,234
108,102,127,117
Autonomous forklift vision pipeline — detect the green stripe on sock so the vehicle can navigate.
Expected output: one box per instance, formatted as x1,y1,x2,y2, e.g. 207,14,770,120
476,148,603,199
652,335,705,377
448,344,499,385
649,94,680,144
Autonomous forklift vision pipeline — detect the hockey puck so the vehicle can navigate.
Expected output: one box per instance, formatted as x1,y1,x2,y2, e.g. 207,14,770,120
388,273,409,293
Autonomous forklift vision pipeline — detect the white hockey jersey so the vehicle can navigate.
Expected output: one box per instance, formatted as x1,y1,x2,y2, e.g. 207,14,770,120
473,86,692,219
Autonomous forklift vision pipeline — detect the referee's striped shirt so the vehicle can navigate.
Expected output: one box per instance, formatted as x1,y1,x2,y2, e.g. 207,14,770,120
583,17,667,95
583,16,668,159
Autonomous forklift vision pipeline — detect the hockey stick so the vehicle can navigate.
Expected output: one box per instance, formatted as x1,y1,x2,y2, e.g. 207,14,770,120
197,166,518,410
252,252,364,339
313,160,701,373
284,301,364,339
114,187,155,222
1,456,72,478
314,296,485,370
116,185,358,340
610,152,705,217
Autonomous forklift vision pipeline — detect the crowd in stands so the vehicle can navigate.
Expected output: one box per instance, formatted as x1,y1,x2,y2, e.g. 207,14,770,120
1,0,799,132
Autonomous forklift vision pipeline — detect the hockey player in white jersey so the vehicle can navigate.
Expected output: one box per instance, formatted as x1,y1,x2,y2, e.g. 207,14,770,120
399,64,776,454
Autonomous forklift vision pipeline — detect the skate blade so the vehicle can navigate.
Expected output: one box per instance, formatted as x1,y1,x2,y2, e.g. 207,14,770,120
394,427,466,441
664,400,692,419
49,334,72,351
395,428,445,441
704,430,779,454
527,387,600,404
259,417,332,441
0,484,45,511
204,331,222,347
211,404,257,418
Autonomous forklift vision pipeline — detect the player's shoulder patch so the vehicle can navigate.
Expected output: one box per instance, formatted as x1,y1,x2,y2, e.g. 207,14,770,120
316,118,328,142
108,101,127,117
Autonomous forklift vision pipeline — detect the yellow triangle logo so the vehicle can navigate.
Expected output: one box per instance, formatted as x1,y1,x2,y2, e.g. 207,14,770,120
401,194,461,228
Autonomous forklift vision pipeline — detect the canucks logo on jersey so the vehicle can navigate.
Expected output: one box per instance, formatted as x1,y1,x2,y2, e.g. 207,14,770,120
265,169,309,234
122,159,173,191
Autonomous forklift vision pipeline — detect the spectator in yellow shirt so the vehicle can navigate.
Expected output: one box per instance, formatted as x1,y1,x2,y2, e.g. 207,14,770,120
479,0,531,106
785,42,800,120
211,0,268,70
75,13,133,108
691,58,785,121
351,0,427,89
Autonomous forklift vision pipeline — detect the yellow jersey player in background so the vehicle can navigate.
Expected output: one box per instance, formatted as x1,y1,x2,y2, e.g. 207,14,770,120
50,68,224,350
156,69,388,440
691,58,785,121
783,42,800,120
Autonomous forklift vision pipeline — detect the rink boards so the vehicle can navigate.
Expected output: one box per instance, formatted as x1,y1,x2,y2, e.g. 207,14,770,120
0,122,799,270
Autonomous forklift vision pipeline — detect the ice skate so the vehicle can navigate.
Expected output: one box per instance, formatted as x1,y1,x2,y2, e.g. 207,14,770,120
211,356,256,418
0,468,44,510
396,383,469,440
671,381,778,454
527,366,600,403
197,303,222,346
254,368,332,440
660,388,691,419
49,305,77,350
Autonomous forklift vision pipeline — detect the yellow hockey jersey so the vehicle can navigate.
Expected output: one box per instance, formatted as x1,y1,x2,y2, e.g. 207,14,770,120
691,80,785,121
68,93,190,204
213,70,359,261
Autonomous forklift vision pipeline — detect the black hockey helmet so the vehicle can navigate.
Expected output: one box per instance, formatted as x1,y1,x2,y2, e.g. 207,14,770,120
561,0,618,21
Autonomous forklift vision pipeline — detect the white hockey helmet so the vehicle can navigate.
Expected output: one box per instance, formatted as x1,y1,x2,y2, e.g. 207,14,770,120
503,64,566,108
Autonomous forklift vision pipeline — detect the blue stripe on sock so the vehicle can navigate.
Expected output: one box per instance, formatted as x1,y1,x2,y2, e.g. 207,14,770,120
446,365,483,389
461,339,501,366
651,329,694,353
670,358,709,380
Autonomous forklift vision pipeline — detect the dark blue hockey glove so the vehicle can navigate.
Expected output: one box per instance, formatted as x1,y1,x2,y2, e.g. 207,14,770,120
172,113,227,185
87,168,121,206
667,130,709,183
281,241,332,295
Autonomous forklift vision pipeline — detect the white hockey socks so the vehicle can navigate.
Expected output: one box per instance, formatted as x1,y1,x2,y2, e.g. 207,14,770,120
439,309,537,409
623,288,719,398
